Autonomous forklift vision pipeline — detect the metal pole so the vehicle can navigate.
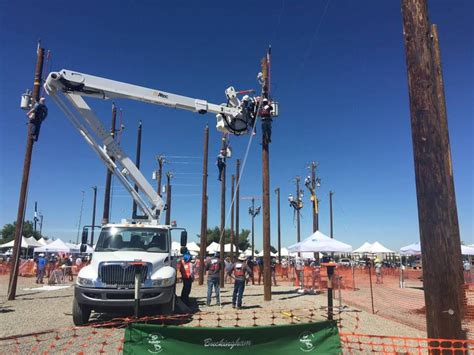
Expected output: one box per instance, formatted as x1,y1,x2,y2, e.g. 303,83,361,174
199,125,209,285
8,43,44,300
235,159,240,252
156,155,165,197
368,265,374,314
311,162,318,231
219,135,226,288
165,172,172,225
39,214,43,235
327,265,335,320
34,201,38,232
296,177,301,244
261,46,272,301
132,121,142,218
402,0,464,339
91,186,97,246
251,198,255,259
76,191,85,244
275,188,281,264
102,103,117,225
230,174,235,259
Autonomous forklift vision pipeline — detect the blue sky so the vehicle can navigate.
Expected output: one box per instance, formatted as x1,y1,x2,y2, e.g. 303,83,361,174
0,0,472,250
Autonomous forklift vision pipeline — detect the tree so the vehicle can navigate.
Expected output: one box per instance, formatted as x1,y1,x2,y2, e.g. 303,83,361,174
0,220,44,244
197,227,251,252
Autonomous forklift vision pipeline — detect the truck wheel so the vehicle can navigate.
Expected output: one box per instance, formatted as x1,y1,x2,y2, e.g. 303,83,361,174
161,288,175,315
72,297,91,326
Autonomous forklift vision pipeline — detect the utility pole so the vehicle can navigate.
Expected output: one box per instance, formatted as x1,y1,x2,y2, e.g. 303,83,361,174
39,214,43,235
289,177,304,252
155,155,166,197
305,162,320,232
219,134,227,288
91,186,97,246
102,103,117,225
235,159,240,254
34,201,38,232
76,191,85,244
246,197,261,258
402,0,464,340
165,171,173,225
275,188,282,263
230,174,235,259
261,46,272,301
199,125,209,285
329,191,334,239
8,42,45,301
132,121,142,218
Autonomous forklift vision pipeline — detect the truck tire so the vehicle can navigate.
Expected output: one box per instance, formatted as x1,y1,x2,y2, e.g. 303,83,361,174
161,287,176,315
72,297,91,326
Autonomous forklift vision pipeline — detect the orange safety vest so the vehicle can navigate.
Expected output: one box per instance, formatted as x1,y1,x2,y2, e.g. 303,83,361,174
234,263,245,277
181,260,192,278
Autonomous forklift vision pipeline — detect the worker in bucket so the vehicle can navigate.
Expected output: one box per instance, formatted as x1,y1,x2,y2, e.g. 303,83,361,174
228,253,253,309
206,252,221,306
242,95,256,135
26,97,48,142
179,248,194,306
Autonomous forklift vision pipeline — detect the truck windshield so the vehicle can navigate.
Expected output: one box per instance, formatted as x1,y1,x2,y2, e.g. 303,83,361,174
95,227,169,252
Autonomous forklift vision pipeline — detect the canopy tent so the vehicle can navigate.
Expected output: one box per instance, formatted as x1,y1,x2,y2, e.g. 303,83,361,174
224,243,241,253
243,248,253,257
400,242,474,256
37,237,50,245
34,239,76,253
288,231,352,253
368,241,394,254
186,242,200,253
26,236,44,247
353,242,373,254
256,249,277,257
278,247,290,257
171,241,181,255
1,236,42,249
206,242,220,254
73,243,94,253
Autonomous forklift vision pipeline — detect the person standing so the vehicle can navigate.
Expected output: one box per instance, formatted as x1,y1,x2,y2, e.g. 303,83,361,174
246,257,255,285
310,259,320,292
257,256,264,285
270,257,277,286
216,150,226,181
224,256,233,284
228,254,253,309
374,258,383,284
26,97,48,142
36,253,46,284
295,256,305,290
179,250,194,306
281,258,289,280
206,252,221,306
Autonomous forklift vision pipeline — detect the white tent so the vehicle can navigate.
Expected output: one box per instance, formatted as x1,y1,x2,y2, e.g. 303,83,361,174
37,237,49,246
288,231,352,253
206,242,220,254
243,248,253,257
256,249,277,257
171,241,181,254
74,243,94,253
368,241,394,254
186,242,200,253
26,236,43,247
400,242,474,256
353,242,373,253
34,239,75,253
278,247,290,257
0,236,42,249
224,243,241,253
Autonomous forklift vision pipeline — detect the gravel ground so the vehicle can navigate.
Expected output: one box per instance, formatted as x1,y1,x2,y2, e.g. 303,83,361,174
0,275,427,353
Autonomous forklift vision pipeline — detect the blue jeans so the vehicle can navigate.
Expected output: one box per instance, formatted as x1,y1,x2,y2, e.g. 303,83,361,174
232,279,245,307
207,278,220,305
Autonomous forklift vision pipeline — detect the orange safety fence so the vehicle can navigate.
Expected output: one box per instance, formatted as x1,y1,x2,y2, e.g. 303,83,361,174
1,308,473,354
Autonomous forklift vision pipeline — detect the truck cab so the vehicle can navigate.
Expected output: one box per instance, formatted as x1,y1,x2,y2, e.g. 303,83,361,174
73,222,186,325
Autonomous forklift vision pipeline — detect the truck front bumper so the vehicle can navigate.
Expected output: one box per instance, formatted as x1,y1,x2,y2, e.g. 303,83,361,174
75,285,174,310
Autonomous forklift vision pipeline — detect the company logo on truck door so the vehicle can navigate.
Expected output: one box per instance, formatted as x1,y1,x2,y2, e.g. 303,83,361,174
153,91,168,99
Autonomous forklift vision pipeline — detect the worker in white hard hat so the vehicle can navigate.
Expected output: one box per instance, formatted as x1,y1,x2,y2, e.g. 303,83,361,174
228,253,253,309
26,97,48,142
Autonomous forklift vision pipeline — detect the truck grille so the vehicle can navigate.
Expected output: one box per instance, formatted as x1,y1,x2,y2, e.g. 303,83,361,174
99,263,149,288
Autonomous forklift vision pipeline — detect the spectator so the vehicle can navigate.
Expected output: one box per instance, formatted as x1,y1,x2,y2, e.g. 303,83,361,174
36,253,46,284
206,252,221,306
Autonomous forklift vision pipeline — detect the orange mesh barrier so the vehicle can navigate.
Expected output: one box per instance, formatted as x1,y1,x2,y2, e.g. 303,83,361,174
18,260,36,277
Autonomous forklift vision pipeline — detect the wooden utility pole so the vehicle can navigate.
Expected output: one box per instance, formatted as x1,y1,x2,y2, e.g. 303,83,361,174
132,121,142,218
219,135,227,288
91,186,97,246
199,125,209,285
329,191,334,239
402,0,464,340
8,43,45,301
102,103,117,225
230,174,235,259
156,155,165,197
235,159,241,253
165,171,173,225
311,162,319,231
275,188,282,263
296,176,301,244
261,47,272,301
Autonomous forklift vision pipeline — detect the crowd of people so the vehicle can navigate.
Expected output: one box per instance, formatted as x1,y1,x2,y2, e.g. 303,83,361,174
33,253,89,285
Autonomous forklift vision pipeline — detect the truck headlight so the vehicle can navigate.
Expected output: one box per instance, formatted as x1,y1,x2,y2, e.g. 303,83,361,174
77,277,94,286
152,277,174,287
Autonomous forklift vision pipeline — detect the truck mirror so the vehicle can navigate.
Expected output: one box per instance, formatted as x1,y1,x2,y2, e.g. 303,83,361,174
180,231,187,247
80,244,87,253
81,228,89,246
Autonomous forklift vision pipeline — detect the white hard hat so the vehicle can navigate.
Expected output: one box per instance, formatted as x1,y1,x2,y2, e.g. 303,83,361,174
238,253,246,261
242,95,250,101
39,253,44,257
262,98,269,103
